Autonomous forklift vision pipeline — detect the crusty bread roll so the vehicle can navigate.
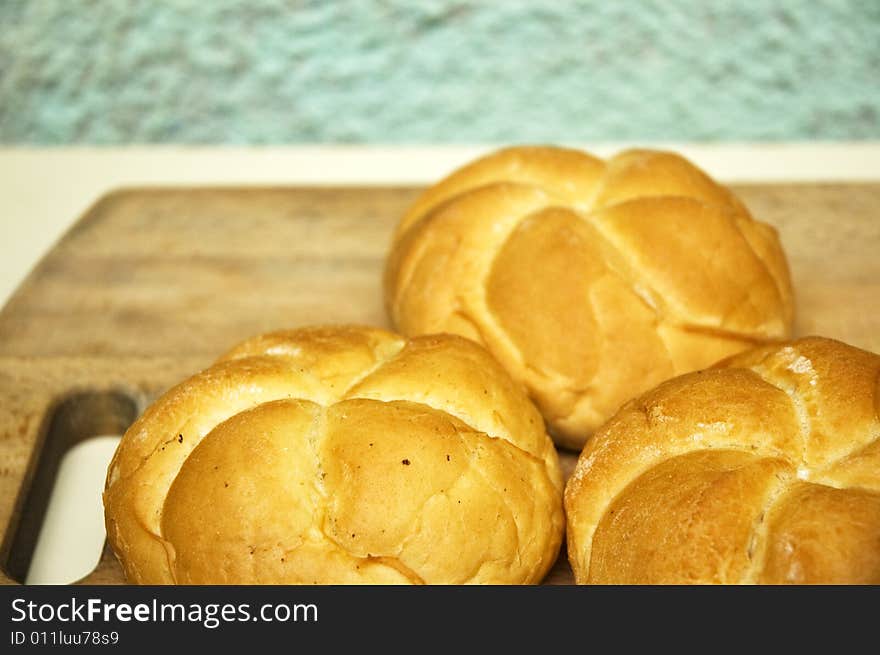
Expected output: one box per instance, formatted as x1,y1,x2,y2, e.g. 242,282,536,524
565,337,880,584
104,325,563,584
385,146,794,449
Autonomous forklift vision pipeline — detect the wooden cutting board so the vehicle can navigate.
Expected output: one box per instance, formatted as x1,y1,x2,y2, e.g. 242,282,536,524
1,184,878,585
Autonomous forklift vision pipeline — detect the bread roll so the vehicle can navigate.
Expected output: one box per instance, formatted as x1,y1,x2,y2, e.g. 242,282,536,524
565,337,880,584
104,325,563,584
385,146,794,448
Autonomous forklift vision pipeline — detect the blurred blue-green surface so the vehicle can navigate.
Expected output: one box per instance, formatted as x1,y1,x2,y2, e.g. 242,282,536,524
1,0,878,144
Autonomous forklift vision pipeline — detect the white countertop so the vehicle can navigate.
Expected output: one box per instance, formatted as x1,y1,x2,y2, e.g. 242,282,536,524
2,143,880,308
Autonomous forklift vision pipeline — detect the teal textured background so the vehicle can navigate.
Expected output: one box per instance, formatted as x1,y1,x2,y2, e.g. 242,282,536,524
1,0,879,144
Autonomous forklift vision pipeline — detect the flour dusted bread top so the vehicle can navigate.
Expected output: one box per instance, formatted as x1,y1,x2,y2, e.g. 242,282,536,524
565,337,880,584
385,146,794,448
104,325,563,584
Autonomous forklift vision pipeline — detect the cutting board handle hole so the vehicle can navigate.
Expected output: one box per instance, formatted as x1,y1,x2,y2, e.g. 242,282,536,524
2,391,137,584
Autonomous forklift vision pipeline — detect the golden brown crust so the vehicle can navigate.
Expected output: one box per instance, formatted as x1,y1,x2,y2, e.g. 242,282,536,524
564,336,880,585
104,325,563,584
385,146,795,448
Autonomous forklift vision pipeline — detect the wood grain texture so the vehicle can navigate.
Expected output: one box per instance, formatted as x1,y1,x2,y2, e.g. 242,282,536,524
0,184,878,585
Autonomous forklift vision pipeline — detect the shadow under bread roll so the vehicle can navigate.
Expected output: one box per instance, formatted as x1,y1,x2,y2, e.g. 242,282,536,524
104,325,563,584
385,145,795,449
565,336,880,584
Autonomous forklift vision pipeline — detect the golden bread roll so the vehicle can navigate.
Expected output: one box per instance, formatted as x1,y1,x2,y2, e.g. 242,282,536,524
104,325,563,584
385,146,794,448
565,336,880,584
